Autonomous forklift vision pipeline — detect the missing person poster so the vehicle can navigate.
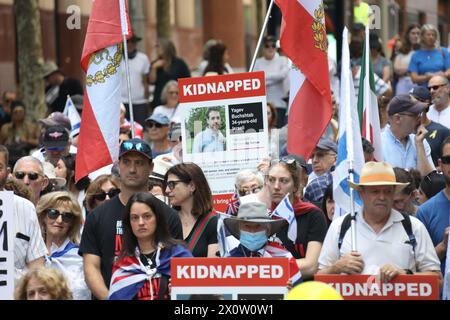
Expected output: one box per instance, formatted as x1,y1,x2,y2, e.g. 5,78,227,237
171,257,289,300
178,72,269,212
0,191,15,300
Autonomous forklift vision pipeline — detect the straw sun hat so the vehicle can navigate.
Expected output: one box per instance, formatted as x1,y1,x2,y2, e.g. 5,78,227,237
348,161,409,192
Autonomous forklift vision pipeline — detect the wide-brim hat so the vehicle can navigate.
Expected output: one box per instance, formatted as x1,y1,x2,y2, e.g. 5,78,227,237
348,161,409,192
223,201,287,239
149,157,173,181
42,61,60,78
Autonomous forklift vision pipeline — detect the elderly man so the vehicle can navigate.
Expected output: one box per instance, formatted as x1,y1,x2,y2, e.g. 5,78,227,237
192,107,226,153
145,113,171,158
12,156,49,205
381,94,435,177
318,161,442,286
32,125,71,166
427,75,450,129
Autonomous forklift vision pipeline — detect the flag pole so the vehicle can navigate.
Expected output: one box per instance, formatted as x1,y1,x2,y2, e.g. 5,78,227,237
348,161,358,252
249,0,275,72
119,0,136,138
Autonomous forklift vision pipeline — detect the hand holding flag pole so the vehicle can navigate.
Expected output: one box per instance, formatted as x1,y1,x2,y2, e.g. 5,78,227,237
119,0,135,138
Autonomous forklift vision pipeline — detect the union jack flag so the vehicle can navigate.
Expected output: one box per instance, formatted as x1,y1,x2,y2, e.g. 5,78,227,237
225,193,240,216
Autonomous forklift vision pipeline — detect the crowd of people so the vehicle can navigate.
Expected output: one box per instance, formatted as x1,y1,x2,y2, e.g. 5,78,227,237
1,17,450,300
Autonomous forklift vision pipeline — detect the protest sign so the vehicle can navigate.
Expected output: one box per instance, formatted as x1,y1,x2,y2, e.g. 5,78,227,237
315,274,440,300
178,72,269,212
171,257,289,300
0,191,15,300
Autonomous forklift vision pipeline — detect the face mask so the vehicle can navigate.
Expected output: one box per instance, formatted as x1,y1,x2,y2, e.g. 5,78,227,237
240,230,268,252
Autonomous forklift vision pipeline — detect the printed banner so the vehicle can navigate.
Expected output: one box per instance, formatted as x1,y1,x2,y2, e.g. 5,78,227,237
315,274,440,300
178,72,269,213
0,191,15,300
171,257,289,300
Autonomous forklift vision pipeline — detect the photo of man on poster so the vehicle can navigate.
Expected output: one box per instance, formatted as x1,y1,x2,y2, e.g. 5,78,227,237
191,107,226,153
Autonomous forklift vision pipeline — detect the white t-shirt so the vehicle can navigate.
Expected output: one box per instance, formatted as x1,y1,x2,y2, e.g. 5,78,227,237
427,104,450,129
13,195,47,282
121,51,150,104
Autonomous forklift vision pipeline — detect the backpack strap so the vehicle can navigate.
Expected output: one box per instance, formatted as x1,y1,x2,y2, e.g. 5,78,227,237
399,212,417,254
338,213,355,250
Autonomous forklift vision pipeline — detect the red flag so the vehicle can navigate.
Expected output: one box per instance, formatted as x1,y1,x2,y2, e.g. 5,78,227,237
275,0,332,160
75,0,131,181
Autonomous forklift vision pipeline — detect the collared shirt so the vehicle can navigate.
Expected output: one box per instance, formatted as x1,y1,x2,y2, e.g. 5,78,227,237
318,208,441,274
381,125,435,171
192,127,226,153
427,104,450,129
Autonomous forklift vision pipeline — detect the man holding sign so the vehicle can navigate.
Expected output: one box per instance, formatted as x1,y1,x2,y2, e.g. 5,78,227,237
318,162,442,286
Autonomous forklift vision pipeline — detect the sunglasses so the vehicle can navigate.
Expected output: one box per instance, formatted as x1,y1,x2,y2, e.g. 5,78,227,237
164,180,184,191
93,188,121,201
441,155,450,164
147,122,166,129
427,84,447,91
265,44,276,49
270,157,298,168
14,171,41,181
46,208,74,223
122,141,152,154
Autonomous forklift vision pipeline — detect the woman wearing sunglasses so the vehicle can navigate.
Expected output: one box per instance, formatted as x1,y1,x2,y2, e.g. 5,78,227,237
84,174,121,214
266,158,328,280
36,191,90,300
109,192,192,300
164,163,219,257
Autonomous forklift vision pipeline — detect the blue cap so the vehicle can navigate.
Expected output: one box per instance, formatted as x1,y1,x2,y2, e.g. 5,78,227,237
409,86,431,103
145,113,170,126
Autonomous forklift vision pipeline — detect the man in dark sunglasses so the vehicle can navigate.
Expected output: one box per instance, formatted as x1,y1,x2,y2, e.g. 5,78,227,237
12,156,49,205
427,75,450,129
416,137,450,280
144,113,171,158
79,138,182,300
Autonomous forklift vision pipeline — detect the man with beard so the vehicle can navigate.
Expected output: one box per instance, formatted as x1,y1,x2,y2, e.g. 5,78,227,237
416,137,450,278
427,75,450,129
192,107,226,153
381,95,435,177
79,138,182,299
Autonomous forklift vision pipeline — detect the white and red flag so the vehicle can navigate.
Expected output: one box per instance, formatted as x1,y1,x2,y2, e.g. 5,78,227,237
275,0,332,160
75,0,131,181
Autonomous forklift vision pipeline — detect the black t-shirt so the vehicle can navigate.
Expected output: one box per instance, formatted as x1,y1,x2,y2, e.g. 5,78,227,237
47,77,84,113
150,57,191,108
184,212,218,257
134,252,169,300
78,195,182,290
276,208,328,260
425,121,450,166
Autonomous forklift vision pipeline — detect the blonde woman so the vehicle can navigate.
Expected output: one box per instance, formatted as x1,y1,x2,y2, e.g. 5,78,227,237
36,191,90,300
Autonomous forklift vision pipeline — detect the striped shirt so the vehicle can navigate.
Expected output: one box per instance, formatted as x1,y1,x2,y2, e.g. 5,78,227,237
13,194,47,282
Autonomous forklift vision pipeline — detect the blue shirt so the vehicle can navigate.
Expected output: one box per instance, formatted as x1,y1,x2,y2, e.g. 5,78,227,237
192,128,226,153
381,126,435,171
416,191,450,274
408,48,450,86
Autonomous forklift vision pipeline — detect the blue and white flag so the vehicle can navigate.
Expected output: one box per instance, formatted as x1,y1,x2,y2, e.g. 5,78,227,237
332,27,365,218
272,194,296,242
63,95,81,138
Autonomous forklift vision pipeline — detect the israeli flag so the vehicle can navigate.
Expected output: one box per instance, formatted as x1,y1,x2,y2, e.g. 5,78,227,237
63,95,81,138
272,194,297,242
332,28,364,217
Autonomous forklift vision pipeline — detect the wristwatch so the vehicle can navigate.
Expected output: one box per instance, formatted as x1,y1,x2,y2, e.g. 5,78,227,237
404,269,413,275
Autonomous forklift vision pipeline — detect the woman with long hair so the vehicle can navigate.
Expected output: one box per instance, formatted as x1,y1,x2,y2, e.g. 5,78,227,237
203,42,231,76
109,192,192,300
266,157,328,279
164,163,219,257
36,191,90,299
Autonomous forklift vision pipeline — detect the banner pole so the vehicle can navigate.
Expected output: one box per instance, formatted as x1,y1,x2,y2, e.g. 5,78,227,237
249,0,275,72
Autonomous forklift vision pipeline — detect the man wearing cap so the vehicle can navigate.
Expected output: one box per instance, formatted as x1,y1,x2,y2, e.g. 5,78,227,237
121,34,150,127
410,86,450,167
12,156,49,205
145,113,171,158
43,61,83,113
192,107,226,153
381,94,435,177
427,75,450,129
416,137,450,284
318,161,442,285
32,125,70,167
253,36,289,128
79,138,182,300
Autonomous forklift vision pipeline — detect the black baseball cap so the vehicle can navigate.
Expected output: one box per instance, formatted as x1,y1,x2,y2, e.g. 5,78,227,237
409,87,432,103
119,138,153,161
43,125,69,149
388,94,428,116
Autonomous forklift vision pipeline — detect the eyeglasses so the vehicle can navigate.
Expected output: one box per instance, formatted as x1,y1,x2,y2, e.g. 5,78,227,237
46,208,74,223
93,188,121,201
164,180,184,191
441,155,450,164
14,171,41,181
122,141,152,154
427,84,447,91
238,187,262,197
270,157,299,170
264,44,276,49
147,122,166,129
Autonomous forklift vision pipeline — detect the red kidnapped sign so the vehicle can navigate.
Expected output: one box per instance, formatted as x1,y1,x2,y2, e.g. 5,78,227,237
315,274,440,300
178,72,266,103
171,258,289,287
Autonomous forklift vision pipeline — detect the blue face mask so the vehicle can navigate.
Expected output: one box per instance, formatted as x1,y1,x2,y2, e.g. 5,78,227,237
240,230,268,252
